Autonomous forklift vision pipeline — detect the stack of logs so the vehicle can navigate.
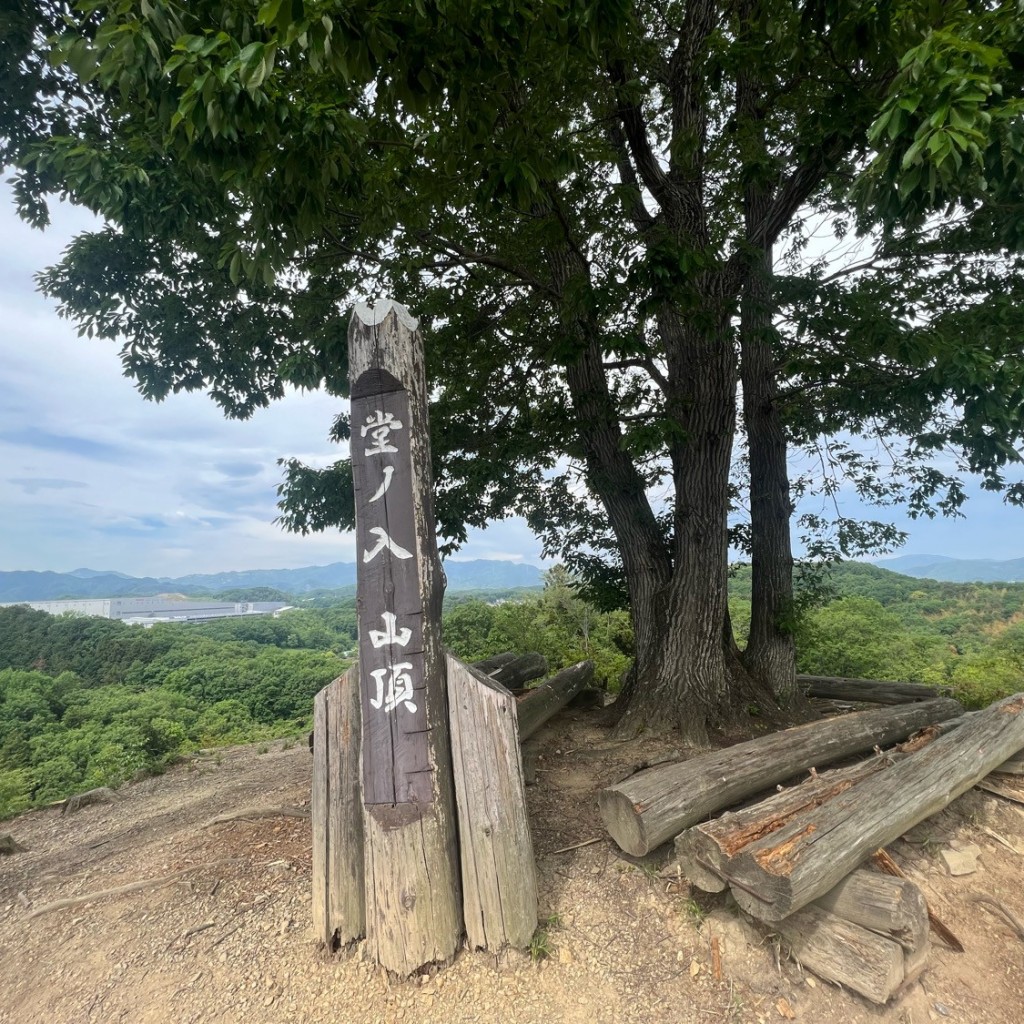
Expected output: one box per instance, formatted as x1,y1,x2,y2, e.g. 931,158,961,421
600,684,1024,1004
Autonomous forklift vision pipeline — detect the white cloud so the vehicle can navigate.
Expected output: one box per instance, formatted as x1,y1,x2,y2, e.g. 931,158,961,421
0,185,546,576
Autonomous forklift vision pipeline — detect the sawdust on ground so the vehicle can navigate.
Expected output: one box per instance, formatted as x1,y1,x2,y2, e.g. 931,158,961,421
2,703,1023,1024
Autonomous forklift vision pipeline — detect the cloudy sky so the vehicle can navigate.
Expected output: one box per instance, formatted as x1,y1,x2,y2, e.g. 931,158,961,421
0,184,541,577
1,184,1021,578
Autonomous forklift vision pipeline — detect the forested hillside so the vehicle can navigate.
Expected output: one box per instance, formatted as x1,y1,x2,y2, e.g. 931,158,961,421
731,562,1024,707
0,605,356,817
4,562,1024,820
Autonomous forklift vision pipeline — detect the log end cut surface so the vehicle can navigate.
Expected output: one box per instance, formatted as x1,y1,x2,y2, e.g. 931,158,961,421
597,787,649,858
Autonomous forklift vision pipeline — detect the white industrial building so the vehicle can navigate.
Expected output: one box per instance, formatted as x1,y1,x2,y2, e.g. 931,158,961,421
1,597,290,625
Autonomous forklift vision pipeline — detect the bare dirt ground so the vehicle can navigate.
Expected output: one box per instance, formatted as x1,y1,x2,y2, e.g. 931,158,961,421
3,704,1024,1024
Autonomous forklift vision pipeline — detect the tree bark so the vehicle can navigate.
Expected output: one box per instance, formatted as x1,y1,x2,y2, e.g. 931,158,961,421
613,302,743,744
740,264,796,703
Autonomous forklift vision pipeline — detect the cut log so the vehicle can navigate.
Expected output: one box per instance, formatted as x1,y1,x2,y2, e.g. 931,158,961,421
675,755,898,893
489,652,549,692
516,661,595,741
996,749,1024,775
722,692,1024,921
600,697,962,856
800,675,942,704
775,905,905,1005
350,301,460,974
976,773,1024,806
812,870,928,954
447,654,537,950
471,652,518,676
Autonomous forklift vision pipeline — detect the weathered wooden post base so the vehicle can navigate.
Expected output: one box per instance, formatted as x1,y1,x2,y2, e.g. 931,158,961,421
448,654,538,950
312,669,365,948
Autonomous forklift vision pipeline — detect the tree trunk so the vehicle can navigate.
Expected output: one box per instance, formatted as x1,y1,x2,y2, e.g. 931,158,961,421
740,288,796,702
613,304,742,744
737,38,797,705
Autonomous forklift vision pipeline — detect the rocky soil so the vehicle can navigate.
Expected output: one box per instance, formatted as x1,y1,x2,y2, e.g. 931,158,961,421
2,704,1023,1024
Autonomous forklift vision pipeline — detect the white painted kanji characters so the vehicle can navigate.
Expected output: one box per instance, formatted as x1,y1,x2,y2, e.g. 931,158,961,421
368,611,412,649
369,663,417,714
362,526,413,563
368,465,395,503
362,410,404,456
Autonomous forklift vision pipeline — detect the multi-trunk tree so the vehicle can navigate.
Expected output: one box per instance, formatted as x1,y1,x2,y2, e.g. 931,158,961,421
5,1,1023,742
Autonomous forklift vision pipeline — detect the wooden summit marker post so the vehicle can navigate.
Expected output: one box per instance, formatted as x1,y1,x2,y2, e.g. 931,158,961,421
349,300,461,974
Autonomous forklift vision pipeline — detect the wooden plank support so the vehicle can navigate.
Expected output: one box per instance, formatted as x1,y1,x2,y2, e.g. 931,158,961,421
311,681,331,945
329,668,365,944
800,675,943,705
448,654,538,950
775,905,906,1005
350,300,460,974
312,669,366,947
722,692,1024,922
517,660,595,741
600,697,963,856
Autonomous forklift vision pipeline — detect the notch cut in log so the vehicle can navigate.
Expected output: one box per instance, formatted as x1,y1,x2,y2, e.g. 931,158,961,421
601,697,962,856
471,652,518,676
996,749,1024,775
489,652,549,692
350,300,460,974
722,692,1024,922
516,660,594,741
775,905,906,1005
801,675,943,705
448,654,537,950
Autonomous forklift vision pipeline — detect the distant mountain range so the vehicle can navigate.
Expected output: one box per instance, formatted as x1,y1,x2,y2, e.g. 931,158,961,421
873,554,1024,583
0,560,545,602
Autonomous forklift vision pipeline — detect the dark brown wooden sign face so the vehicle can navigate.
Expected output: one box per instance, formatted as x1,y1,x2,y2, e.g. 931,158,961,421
351,368,432,808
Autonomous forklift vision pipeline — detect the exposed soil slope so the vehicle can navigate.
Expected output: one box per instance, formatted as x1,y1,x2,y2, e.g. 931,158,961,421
2,707,1023,1024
